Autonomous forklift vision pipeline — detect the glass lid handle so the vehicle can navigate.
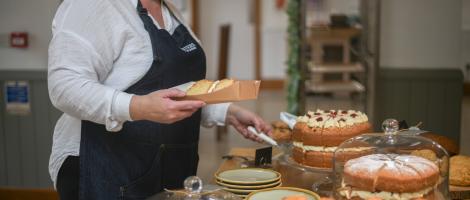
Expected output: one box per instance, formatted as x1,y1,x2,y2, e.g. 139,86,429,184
382,118,399,135
184,176,203,194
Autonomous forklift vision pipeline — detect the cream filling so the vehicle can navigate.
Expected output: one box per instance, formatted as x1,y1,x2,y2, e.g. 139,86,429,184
304,145,338,152
293,141,303,148
207,80,220,93
339,180,435,200
339,186,434,200
293,142,371,152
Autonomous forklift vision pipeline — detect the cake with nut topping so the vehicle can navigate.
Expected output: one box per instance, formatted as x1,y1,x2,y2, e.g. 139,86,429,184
292,109,372,168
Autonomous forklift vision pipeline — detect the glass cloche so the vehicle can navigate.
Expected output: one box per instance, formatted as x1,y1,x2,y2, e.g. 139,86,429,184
148,176,242,200
332,119,450,200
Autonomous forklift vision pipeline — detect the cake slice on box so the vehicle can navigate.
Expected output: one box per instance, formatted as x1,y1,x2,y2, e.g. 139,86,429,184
187,79,234,95
213,79,234,92
186,80,213,95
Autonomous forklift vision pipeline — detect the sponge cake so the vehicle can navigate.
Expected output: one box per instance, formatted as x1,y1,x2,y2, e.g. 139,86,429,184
186,80,213,95
214,79,234,92
187,79,234,95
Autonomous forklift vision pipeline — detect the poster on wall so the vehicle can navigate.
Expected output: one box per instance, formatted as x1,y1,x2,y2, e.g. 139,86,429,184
4,81,31,115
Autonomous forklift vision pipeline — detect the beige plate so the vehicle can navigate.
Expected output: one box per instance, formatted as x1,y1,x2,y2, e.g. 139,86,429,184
216,179,282,189
215,168,281,185
246,187,320,200
222,183,282,194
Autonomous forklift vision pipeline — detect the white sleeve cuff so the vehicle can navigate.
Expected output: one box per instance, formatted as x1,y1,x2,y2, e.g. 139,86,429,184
201,103,231,127
106,91,133,132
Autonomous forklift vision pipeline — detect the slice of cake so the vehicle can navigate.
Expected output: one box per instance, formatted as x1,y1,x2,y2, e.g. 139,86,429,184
186,80,214,95
213,79,234,92
187,79,235,95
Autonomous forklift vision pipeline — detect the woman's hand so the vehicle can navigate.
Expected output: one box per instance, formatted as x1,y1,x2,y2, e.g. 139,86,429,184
130,88,205,124
226,104,272,143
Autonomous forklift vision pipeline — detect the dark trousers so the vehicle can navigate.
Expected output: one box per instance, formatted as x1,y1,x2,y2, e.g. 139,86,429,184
56,156,79,200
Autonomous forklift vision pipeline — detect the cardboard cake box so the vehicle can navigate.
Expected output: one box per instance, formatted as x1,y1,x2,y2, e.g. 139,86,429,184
174,80,261,104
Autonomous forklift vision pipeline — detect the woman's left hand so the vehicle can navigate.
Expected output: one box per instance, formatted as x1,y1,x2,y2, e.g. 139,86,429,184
226,104,272,143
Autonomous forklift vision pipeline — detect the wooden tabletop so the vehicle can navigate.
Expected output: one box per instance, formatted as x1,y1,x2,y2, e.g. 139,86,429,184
215,147,470,199
215,148,257,175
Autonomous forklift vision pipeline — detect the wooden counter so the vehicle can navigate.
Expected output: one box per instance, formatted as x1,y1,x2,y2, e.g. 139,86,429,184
216,148,470,199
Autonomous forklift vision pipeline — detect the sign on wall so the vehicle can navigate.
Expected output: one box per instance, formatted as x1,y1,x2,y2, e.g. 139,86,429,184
4,81,31,115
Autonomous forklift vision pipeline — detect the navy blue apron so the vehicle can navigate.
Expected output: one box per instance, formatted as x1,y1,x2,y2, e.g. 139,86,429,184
79,1,206,199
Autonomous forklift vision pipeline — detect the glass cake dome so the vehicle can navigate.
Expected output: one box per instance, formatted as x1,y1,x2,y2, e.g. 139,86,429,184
332,119,450,200
148,176,242,200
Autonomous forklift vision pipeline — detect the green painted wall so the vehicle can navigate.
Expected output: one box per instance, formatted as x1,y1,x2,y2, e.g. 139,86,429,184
375,68,463,143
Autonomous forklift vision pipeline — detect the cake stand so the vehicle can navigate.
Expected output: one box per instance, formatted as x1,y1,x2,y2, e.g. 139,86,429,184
273,143,334,197
331,119,450,200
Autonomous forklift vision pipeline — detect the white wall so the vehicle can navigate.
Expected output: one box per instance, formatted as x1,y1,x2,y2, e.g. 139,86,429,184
199,0,289,80
0,0,60,71
199,0,255,80
261,0,288,80
380,0,463,69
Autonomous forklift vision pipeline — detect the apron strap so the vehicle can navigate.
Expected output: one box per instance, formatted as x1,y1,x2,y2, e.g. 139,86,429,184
136,0,162,62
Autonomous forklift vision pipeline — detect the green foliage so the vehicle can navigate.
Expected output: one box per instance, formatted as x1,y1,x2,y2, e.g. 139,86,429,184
286,0,301,114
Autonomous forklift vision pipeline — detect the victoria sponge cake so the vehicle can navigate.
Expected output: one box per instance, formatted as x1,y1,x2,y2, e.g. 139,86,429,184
292,109,371,168
340,154,440,200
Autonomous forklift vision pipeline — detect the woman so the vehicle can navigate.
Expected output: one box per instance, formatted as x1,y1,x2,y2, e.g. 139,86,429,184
47,0,272,199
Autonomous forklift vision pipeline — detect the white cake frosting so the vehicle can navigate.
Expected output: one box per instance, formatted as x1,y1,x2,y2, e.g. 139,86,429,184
340,154,439,200
296,109,368,128
344,154,439,176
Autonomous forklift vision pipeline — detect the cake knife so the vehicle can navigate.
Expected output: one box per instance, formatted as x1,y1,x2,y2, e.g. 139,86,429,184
247,126,278,146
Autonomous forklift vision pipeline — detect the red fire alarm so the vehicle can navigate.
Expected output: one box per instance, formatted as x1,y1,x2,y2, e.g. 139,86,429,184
10,32,28,48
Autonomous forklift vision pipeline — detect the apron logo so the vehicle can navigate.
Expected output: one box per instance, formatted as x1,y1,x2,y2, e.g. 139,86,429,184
181,43,197,53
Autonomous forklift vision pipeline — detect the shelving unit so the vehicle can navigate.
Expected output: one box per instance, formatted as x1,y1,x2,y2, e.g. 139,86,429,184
305,27,366,95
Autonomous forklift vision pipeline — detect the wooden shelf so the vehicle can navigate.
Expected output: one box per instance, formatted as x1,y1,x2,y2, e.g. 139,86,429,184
306,80,365,93
309,62,365,73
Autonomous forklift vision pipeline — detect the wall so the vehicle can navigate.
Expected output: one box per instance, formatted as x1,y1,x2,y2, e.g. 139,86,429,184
0,0,60,188
380,0,463,69
463,0,470,80
0,72,61,188
199,0,289,80
199,0,255,80
260,0,288,80
0,0,60,71
375,69,463,143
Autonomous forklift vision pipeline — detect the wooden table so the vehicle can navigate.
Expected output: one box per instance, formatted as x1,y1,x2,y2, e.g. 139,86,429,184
216,148,470,199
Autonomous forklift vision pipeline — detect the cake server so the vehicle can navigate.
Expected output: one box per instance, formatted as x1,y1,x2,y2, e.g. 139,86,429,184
280,112,297,129
247,126,278,146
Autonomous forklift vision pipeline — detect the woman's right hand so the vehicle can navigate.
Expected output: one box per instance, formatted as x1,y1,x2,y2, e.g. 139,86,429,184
129,88,205,124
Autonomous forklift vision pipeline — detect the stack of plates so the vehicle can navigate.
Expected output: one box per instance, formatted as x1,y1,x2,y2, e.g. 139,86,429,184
214,168,282,199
